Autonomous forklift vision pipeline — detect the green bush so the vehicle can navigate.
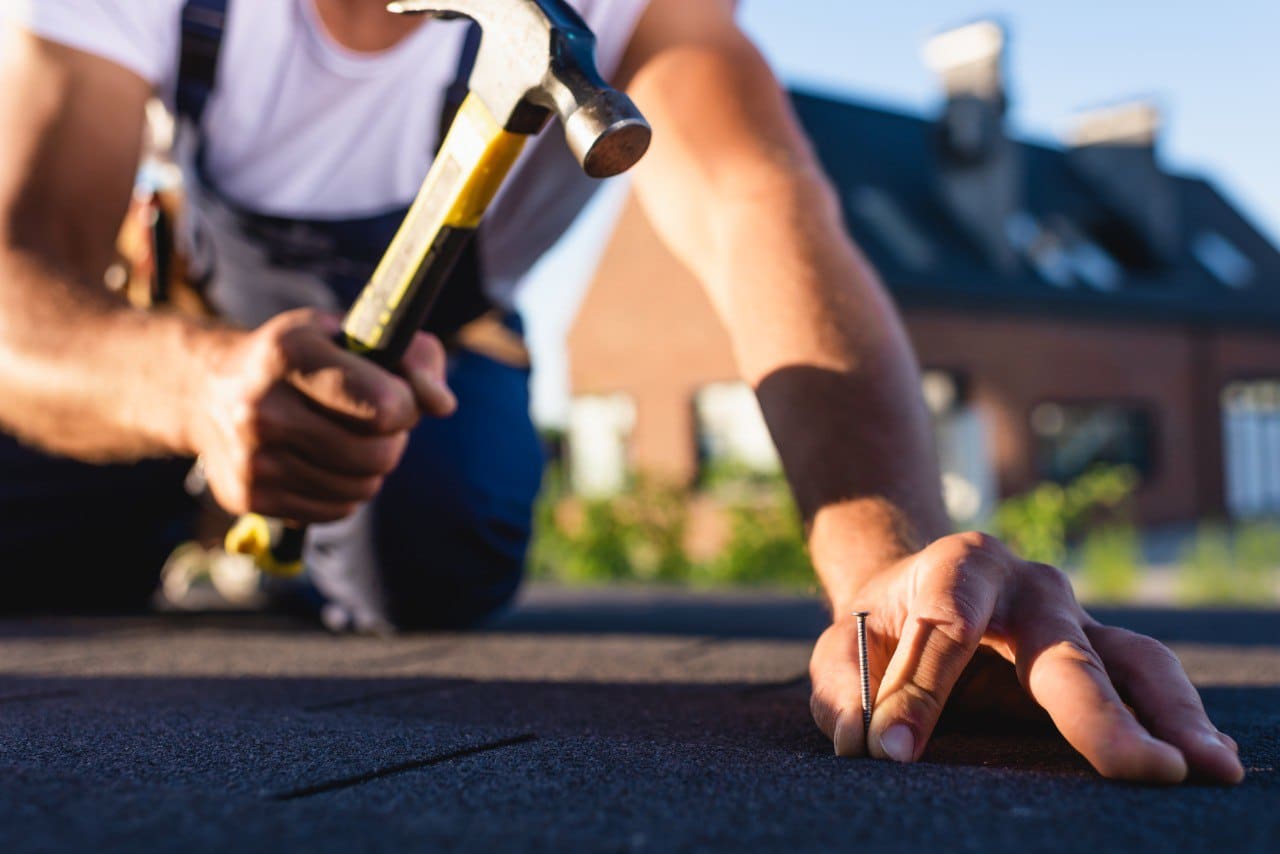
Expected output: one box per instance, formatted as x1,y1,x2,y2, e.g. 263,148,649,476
993,466,1138,565
528,470,695,585
528,464,811,588
703,496,811,588
1077,524,1141,602
1177,521,1279,605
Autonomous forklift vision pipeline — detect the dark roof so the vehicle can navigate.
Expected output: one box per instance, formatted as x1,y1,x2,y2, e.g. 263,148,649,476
2,590,1278,849
791,89,1280,328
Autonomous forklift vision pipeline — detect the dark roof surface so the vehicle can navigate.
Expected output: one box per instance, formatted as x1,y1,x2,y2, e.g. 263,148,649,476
1,586,1277,852
791,90,1280,328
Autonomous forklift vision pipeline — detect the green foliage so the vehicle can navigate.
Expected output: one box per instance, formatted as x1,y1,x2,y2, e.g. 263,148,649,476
704,498,811,588
1177,521,1280,605
698,457,783,497
528,464,811,588
1077,524,1141,602
993,466,1139,564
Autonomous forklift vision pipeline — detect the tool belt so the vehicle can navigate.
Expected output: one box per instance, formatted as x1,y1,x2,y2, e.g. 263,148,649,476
112,195,530,369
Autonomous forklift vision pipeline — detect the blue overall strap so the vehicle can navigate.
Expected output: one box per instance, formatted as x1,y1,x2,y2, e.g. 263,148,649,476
426,20,492,337
438,22,482,149
175,0,229,126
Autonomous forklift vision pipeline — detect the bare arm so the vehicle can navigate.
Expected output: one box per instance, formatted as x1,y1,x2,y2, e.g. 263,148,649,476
0,29,453,521
615,0,1242,785
617,0,949,605
0,30,205,461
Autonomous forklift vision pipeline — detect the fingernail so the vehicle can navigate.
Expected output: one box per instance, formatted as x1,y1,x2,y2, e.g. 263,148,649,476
879,724,915,763
1204,731,1237,754
829,711,849,757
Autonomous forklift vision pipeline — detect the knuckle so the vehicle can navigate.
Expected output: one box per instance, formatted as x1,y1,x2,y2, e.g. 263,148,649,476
369,382,413,433
955,530,1005,559
931,530,1005,565
1050,638,1107,674
898,680,946,721
1110,628,1180,667
921,596,986,649
1030,562,1076,600
255,326,294,376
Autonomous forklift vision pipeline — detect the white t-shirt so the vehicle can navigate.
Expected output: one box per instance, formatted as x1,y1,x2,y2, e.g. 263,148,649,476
7,0,649,321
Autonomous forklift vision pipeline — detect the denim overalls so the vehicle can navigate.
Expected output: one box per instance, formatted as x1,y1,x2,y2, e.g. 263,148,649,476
0,0,544,628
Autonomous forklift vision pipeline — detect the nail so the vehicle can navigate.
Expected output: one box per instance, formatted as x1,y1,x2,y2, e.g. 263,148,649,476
832,711,856,757
852,611,871,739
879,724,915,763
1203,731,1237,754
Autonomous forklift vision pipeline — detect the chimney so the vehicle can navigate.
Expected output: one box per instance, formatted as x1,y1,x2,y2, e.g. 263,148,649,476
1066,101,1179,266
923,21,1022,271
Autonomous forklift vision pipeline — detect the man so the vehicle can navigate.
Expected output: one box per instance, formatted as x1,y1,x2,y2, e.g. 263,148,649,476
0,0,1243,784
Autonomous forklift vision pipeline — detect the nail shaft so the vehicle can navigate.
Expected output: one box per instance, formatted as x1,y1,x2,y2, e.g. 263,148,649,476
852,611,871,738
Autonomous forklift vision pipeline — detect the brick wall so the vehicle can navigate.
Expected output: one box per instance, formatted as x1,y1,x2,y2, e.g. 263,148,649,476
567,194,1280,524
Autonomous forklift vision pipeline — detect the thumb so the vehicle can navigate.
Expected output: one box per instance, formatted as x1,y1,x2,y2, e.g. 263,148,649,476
810,619,880,757
400,332,457,417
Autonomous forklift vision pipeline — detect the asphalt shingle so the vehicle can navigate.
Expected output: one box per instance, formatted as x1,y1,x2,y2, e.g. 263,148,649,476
0,587,1276,852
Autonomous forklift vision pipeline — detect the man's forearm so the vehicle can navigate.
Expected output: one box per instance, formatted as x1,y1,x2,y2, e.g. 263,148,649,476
710,175,952,607
621,2,950,607
0,247,215,462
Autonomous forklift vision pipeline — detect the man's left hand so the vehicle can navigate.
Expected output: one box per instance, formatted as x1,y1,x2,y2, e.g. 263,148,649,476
808,532,1245,784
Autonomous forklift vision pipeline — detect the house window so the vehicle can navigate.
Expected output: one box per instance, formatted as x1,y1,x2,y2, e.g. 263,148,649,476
924,371,996,525
1031,403,1154,483
567,394,636,497
694,382,781,483
1222,380,1280,518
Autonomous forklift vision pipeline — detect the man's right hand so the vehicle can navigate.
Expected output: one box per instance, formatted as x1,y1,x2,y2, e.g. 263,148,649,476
188,309,456,523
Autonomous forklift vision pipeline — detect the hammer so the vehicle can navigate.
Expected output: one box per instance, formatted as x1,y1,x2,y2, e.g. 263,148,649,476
225,0,652,576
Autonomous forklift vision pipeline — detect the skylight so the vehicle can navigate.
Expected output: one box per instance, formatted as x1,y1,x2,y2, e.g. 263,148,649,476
1193,231,1255,288
1005,213,1073,287
1005,213,1125,291
849,186,936,272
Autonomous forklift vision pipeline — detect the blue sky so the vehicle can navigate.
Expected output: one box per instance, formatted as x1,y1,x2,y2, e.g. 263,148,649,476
526,0,1280,424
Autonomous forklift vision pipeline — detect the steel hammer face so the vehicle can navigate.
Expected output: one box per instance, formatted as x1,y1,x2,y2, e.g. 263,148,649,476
387,0,651,177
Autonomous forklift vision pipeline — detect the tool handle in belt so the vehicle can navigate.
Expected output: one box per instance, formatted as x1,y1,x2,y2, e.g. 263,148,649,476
225,94,528,577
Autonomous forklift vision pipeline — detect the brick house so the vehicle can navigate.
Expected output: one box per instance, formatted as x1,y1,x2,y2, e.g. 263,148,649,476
565,22,1280,525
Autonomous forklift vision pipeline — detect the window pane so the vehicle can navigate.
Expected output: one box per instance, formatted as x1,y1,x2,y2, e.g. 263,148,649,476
1222,380,1280,518
1031,403,1154,483
694,382,780,478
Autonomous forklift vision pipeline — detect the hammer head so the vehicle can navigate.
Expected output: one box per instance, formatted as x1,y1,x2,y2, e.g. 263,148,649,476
388,0,652,178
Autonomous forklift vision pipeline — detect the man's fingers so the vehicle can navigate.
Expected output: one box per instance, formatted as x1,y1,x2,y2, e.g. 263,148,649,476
280,324,419,434
1087,624,1244,784
1015,615,1187,783
868,538,1001,763
241,488,359,525
252,449,384,504
809,620,882,757
258,386,409,477
400,332,457,417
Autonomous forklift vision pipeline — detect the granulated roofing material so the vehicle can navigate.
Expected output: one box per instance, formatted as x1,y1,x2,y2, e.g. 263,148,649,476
1,586,1276,852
